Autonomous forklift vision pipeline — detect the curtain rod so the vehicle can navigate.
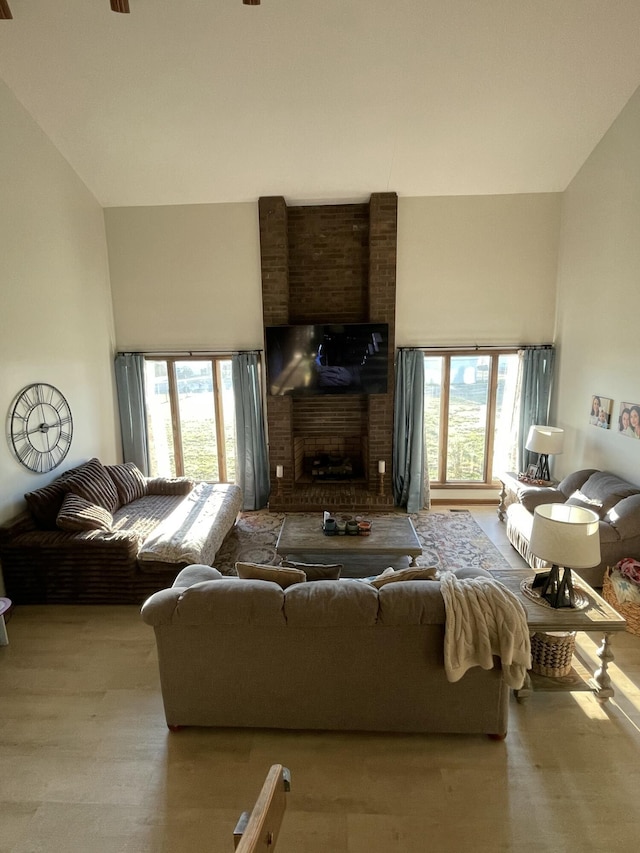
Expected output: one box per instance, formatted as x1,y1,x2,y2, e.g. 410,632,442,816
398,344,553,352
117,349,263,357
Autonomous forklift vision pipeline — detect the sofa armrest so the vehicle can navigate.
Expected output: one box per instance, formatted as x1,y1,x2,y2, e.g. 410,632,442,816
598,520,621,545
604,494,640,539
0,511,37,541
141,588,182,625
145,477,195,496
519,487,566,513
2,527,140,559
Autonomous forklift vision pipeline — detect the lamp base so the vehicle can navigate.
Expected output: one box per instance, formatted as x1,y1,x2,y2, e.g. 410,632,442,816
535,454,551,481
532,565,575,608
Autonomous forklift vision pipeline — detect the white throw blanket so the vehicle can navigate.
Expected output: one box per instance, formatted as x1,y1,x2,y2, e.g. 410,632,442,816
138,483,242,566
439,572,531,689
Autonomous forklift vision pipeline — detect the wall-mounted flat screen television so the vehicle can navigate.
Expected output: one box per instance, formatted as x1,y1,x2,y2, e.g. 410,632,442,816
265,323,389,396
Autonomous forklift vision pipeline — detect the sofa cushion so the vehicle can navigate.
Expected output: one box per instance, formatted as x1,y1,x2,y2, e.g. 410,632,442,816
56,493,113,533
236,561,306,588
377,582,446,625
174,578,286,626
281,560,342,581
105,462,147,505
283,580,379,627
557,469,599,499
64,458,120,513
369,566,437,588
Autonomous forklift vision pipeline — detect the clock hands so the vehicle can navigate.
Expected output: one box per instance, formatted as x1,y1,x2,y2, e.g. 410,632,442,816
26,423,54,435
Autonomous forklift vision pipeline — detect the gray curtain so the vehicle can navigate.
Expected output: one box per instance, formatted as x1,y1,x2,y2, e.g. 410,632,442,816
517,346,556,473
232,352,270,510
114,353,150,475
393,349,425,513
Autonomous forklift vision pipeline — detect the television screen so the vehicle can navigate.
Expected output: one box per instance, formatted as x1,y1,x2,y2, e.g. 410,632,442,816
265,323,389,396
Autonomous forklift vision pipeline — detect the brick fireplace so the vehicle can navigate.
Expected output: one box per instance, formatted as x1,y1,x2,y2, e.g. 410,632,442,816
260,193,397,512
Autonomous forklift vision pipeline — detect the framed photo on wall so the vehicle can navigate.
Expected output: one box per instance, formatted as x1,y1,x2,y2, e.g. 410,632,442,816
617,401,640,439
589,395,613,429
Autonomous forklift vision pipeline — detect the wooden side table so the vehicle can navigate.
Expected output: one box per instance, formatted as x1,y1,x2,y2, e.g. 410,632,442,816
497,471,556,521
491,569,627,704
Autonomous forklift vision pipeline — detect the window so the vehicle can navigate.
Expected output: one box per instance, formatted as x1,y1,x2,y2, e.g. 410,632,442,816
424,350,519,486
144,357,236,482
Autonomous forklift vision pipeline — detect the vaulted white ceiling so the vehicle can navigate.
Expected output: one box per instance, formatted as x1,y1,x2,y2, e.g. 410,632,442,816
1,1,640,207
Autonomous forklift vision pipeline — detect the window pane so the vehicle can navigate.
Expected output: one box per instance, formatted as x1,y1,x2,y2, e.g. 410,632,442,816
423,356,442,482
492,353,520,478
446,356,489,482
176,360,219,481
144,360,176,478
219,359,236,482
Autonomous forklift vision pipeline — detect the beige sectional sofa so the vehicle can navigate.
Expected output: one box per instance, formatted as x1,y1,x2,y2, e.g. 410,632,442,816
0,458,243,604
141,564,510,737
506,469,640,587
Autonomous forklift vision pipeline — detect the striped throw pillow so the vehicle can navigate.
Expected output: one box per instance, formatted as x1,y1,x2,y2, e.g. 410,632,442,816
146,477,195,496
57,492,113,532
64,458,120,512
105,462,147,506
25,478,71,529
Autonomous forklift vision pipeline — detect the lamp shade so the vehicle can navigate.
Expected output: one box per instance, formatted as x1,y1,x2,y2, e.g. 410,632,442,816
525,425,564,455
530,504,601,569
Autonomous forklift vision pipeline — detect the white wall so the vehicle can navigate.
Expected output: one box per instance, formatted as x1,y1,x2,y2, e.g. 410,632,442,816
105,193,561,352
396,194,561,347
0,82,118,532
104,203,263,352
553,86,640,484
105,193,562,503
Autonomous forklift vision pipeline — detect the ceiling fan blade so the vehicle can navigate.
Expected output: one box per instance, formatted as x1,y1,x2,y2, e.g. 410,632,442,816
111,0,130,12
0,0,13,21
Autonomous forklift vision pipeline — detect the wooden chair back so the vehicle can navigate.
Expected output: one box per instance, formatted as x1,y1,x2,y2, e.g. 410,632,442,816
233,764,291,852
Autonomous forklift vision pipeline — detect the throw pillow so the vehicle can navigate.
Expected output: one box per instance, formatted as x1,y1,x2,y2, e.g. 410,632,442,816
25,477,72,529
146,477,195,496
63,458,120,513
56,492,113,533
281,560,342,581
369,566,438,588
236,562,306,589
565,489,605,517
105,462,148,505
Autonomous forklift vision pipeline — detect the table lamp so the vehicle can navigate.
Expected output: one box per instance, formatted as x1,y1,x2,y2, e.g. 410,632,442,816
529,503,601,608
525,425,564,481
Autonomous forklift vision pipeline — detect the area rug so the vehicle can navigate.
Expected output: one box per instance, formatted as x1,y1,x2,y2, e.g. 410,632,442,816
214,509,510,574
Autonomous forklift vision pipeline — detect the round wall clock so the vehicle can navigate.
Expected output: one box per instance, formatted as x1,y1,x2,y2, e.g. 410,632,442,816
8,383,73,473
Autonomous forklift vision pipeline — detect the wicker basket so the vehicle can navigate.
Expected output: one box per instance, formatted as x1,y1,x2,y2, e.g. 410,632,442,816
602,568,640,637
530,631,576,677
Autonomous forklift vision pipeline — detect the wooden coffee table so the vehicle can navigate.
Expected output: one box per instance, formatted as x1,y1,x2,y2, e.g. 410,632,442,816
275,514,422,568
491,568,627,704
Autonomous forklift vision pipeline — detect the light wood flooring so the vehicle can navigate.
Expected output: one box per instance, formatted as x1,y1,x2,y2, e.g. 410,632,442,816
1,507,640,852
